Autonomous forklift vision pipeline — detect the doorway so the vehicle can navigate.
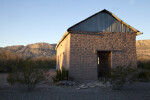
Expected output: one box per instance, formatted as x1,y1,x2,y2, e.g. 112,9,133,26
97,51,111,78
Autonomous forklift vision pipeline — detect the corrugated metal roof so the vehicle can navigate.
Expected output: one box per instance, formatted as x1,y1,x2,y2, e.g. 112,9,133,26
68,9,142,35
56,9,142,49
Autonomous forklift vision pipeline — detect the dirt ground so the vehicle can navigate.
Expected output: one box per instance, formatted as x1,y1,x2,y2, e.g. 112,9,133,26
0,73,150,100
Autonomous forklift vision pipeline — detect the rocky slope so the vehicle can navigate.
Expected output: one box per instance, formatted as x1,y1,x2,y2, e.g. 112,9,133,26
136,39,150,60
0,43,56,59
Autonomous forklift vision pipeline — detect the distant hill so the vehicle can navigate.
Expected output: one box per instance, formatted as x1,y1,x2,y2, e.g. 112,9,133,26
136,39,150,60
0,39,150,60
0,43,56,59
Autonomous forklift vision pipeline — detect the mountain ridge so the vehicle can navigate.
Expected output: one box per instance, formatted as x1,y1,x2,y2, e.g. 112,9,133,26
136,39,150,59
0,39,150,60
0,43,56,59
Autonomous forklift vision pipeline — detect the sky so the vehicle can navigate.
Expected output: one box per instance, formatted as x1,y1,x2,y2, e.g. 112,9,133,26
0,0,150,47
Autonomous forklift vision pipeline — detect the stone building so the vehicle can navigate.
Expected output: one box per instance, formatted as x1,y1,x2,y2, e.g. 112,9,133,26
56,9,142,80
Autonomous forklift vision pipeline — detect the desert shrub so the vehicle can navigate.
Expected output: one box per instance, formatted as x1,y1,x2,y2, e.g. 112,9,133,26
100,65,150,90
137,61,150,69
138,70,149,82
33,56,56,69
100,66,137,90
110,66,129,90
137,59,150,79
49,56,56,69
0,50,17,72
7,59,49,91
137,57,150,70
52,67,68,83
0,49,56,73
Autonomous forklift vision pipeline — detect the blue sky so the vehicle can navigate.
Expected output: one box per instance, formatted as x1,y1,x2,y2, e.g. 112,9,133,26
0,0,150,47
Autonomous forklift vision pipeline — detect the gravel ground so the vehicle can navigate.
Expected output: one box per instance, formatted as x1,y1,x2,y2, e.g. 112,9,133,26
0,82,150,100
0,73,150,100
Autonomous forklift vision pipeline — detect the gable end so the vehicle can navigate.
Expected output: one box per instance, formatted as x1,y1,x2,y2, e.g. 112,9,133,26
68,9,142,35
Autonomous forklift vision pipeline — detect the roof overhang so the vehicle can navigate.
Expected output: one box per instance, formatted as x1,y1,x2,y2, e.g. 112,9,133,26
67,9,142,35
55,31,69,50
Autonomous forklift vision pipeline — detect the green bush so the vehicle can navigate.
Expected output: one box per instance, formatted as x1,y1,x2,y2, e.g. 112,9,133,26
100,65,150,90
137,59,150,81
138,70,149,82
33,56,56,69
100,66,137,90
110,66,128,90
0,50,56,72
0,50,18,72
7,59,49,91
138,61,150,70
52,67,68,83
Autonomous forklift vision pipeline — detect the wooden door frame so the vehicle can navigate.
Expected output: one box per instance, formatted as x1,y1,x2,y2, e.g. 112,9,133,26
97,51,112,78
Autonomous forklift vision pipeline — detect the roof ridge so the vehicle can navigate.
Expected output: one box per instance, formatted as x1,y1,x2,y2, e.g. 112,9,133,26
56,9,142,49
67,9,106,31
68,9,142,35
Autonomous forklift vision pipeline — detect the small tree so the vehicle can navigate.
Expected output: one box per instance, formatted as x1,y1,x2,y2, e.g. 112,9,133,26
7,59,49,91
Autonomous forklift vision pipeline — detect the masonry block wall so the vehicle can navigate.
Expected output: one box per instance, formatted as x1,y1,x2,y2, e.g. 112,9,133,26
56,9,141,80
69,32,137,80
56,34,71,70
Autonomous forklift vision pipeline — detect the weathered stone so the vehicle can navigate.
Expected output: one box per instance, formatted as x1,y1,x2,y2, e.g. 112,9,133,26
58,81,76,86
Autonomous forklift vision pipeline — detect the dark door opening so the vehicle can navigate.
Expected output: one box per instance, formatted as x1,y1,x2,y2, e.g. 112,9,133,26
97,51,111,78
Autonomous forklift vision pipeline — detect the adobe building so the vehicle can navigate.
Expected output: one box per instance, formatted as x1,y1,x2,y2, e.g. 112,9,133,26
56,9,142,80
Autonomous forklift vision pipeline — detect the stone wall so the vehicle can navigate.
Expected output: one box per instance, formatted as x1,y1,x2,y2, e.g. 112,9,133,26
56,34,71,70
69,32,137,80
